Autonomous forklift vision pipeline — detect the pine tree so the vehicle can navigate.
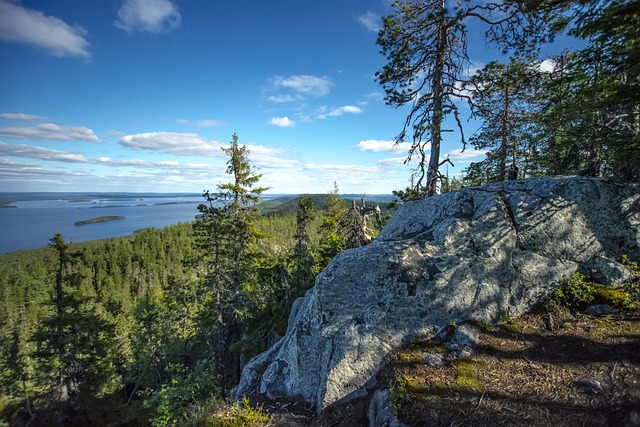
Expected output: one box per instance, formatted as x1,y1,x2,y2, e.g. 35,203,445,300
535,0,640,180
465,59,544,183
377,0,548,197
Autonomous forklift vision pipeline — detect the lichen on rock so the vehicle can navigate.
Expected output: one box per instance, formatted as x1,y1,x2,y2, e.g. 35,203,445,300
233,177,639,414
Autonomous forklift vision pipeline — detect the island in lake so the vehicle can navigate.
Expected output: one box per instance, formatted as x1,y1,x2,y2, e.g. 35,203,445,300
75,216,126,226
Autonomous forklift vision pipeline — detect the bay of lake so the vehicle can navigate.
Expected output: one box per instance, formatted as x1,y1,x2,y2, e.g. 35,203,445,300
0,195,203,254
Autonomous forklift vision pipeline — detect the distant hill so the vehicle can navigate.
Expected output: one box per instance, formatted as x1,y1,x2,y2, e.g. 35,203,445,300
258,194,396,215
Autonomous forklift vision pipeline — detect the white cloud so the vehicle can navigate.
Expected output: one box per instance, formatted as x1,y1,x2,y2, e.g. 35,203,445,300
245,144,298,169
176,119,223,127
0,141,89,162
118,132,225,156
465,61,486,78
0,123,99,141
356,139,414,153
539,59,556,73
0,158,94,181
273,75,333,97
0,1,90,58
318,105,362,119
267,94,299,103
269,117,295,127
305,163,379,173
379,157,407,167
115,0,181,33
446,148,486,159
357,11,381,33
0,113,46,121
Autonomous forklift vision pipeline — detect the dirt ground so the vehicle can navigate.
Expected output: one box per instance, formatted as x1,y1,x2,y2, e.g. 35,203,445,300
257,309,640,426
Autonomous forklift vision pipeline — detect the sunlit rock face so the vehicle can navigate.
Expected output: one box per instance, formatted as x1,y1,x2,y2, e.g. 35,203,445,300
234,177,640,413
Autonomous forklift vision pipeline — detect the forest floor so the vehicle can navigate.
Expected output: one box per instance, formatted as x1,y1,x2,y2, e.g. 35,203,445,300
259,308,640,426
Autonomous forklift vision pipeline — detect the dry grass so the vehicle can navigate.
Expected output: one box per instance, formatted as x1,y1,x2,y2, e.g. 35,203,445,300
245,309,640,426
385,309,640,426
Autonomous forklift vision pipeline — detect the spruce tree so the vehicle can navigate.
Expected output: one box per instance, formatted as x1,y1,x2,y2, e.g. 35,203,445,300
194,133,267,396
33,234,115,403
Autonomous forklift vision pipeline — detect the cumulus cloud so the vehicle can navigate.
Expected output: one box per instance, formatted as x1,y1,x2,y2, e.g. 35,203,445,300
0,141,89,162
357,11,381,32
317,105,362,119
0,123,99,141
176,119,223,127
269,117,295,127
356,139,414,153
115,0,181,33
0,1,90,58
446,148,486,159
0,113,46,121
118,132,225,156
539,58,556,73
272,75,333,97
245,144,298,169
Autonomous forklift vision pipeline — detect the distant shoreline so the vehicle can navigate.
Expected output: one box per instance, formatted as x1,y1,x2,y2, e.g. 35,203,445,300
75,216,126,226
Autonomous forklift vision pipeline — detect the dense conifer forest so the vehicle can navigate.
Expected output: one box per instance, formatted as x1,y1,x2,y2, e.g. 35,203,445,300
0,186,392,426
1,0,638,425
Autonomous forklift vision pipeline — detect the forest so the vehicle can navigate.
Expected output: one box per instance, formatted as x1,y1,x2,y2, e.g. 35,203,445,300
0,135,394,426
1,0,639,425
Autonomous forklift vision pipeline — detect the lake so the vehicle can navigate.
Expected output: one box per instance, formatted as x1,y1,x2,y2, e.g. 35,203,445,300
0,194,204,254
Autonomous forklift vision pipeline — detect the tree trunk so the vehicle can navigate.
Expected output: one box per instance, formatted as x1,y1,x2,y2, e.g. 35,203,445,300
499,81,510,181
427,1,448,196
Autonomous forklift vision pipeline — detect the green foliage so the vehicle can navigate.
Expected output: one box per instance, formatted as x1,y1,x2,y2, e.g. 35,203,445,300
498,313,518,332
464,59,544,184
392,186,428,202
316,183,347,271
547,272,635,311
191,396,270,427
32,234,118,403
389,374,410,416
193,133,269,396
471,319,496,333
143,358,219,427
621,254,639,272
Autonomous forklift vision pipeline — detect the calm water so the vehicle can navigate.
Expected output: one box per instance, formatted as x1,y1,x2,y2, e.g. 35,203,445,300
0,195,203,254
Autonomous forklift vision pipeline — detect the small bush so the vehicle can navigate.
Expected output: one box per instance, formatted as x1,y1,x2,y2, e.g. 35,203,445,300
621,254,639,272
191,396,271,427
546,272,636,311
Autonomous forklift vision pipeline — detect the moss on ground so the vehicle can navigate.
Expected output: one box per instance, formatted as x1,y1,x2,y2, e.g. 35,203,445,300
383,310,640,427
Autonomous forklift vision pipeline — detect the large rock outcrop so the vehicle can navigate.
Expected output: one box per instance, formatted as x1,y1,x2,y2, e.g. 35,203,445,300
234,177,640,413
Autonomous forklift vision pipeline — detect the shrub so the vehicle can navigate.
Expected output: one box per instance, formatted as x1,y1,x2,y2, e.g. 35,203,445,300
191,397,271,427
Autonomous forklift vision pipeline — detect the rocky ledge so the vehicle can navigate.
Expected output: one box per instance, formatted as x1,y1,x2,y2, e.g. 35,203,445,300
234,177,640,414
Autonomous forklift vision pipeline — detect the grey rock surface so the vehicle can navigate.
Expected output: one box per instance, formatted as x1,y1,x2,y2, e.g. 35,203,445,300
585,304,619,316
445,324,480,351
368,389,409,427
422,352,446,367
579,255,633,285
234,177,640,413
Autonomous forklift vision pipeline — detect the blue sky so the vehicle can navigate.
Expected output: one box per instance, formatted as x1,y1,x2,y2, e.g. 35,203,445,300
0,0,568,194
